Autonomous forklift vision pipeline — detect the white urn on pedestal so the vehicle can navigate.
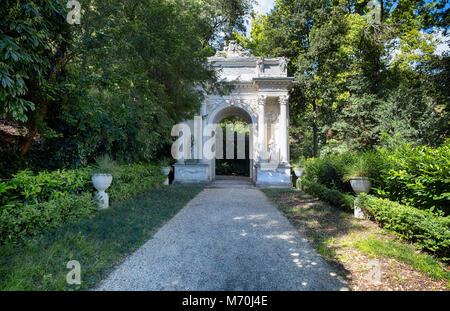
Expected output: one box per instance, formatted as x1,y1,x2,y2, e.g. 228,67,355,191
294,168,304,190
92,154,116,210
294,168,304,178
349,177,371,219
92,173,113,210
161,166,171,185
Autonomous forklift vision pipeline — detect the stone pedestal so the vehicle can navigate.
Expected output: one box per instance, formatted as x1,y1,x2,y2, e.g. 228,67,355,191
255,163,291,188
95,191,109,210
173,162,210,185
354,198,365,219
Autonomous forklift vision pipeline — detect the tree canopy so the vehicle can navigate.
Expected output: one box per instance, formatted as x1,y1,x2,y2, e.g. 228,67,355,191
0,0,254,174
236,0,448,158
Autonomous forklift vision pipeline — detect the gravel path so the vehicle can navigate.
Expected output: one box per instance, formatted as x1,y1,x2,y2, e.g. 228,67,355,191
97,180,348,291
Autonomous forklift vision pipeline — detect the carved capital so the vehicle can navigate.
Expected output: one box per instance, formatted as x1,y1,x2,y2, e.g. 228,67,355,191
257,94,267,105
279,95,289,106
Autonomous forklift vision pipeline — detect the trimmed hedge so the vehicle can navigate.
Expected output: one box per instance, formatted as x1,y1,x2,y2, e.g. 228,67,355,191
0,193,97,245
358,193,450,261
302,180,354,211
108,164,165,201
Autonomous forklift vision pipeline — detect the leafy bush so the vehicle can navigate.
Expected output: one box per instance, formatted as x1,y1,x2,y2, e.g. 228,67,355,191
378,142,450,215
108,163,165,201
358,194,450,261
303,150,389,193
302,180,354,211
302,142,449,215
92,154,117,175
0,193,97,245
1,168,92,208
303,153,357,193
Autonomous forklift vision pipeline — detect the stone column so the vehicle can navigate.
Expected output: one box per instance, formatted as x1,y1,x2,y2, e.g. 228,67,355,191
257,95,266,162
200,102,207,163
279,95,288,164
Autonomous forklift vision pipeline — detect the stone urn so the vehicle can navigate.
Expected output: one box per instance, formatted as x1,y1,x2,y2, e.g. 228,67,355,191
92,173,113,210
349,177,371,194
161,166,171,185
293,168,304,190
294,168,304,178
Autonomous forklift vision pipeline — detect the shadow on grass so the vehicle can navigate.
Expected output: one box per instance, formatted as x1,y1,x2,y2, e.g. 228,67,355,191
262,188,368,280
0,186,203,290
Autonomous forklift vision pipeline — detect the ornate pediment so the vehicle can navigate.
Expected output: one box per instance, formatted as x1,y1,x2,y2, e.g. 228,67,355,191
213,40,253,58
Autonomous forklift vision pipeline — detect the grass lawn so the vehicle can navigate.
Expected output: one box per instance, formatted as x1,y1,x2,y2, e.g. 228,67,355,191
0,185,203,290
263,189,450,291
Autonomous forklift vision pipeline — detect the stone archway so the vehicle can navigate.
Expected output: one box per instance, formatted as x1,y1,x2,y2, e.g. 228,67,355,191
174,41,294,188
208,104,256,182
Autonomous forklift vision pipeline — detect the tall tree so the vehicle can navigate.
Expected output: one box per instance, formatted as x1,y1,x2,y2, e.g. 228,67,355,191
0,0,73,155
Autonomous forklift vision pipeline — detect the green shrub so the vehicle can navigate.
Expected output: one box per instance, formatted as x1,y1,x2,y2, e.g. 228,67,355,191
303,180,354,211
358,193,450,261
378,142,450,215
0,186,203,290
1,168,92,208
0,193,97,245
303,155,350,192
302,142,449,215
108,163,165,201
303,151,388,194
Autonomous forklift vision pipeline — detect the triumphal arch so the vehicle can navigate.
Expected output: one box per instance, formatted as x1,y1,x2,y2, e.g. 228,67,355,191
173,41,294,188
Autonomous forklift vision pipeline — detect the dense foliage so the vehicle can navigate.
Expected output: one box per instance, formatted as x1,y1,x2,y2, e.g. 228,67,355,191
0,0,72,123
302,141,450,216
0,168,92,208
0,193,96,245
0,0,253,176
236,0,448,156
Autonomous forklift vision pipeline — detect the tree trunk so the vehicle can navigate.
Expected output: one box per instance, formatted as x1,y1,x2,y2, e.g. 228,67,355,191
312,98,318,158
20,100,48,155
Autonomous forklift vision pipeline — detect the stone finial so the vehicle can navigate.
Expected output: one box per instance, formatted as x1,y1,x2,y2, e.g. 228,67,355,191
256,57,264,76
279,57,288,75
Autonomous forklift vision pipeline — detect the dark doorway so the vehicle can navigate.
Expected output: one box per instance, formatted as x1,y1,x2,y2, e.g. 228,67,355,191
215,116,250,177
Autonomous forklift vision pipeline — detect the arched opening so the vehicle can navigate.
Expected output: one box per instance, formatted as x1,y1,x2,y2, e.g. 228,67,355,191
208,105,256,182
215,115,250,177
